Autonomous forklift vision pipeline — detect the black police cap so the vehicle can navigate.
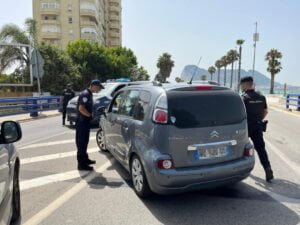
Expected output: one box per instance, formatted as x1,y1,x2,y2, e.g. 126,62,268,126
240,76,254,84
90,80,104,89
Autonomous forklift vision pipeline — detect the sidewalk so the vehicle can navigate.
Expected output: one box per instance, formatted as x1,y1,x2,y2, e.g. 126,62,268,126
0,110,61,123
266,95,300,116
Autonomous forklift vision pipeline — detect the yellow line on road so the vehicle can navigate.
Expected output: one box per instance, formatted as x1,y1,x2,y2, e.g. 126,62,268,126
22,160,112,225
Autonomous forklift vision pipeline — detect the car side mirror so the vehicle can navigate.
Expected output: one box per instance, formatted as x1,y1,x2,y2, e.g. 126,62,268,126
0,121,22,144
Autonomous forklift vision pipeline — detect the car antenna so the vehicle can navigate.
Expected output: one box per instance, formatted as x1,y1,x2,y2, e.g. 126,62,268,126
188,56,202,84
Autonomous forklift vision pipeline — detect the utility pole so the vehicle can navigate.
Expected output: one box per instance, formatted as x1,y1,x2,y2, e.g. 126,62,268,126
252,22,259,76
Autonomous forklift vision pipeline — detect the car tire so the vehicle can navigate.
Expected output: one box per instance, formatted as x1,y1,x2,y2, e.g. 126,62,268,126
11,165,21,223
96,128,108,152
130,155,152,198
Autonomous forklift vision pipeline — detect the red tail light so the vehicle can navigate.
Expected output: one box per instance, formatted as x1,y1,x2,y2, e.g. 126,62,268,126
244,143,254,157
195,86,212,91
153,109,168,124
157,159,174,169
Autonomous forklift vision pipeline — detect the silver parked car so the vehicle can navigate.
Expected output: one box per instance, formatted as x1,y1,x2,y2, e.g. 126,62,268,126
97,83,255,197
0,121,22,224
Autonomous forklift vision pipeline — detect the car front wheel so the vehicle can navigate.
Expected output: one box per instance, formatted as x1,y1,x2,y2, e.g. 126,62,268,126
11,164,21,223
130,156,151,198
96,128,107,152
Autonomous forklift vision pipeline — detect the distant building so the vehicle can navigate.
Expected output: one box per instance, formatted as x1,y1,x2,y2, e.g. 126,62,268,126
33,0,122,49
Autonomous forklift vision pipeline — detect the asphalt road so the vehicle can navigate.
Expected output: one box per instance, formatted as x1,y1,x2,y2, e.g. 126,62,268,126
14,108,300,225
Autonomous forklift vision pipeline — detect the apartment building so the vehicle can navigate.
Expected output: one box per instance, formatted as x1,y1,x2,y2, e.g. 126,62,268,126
32,0,122,49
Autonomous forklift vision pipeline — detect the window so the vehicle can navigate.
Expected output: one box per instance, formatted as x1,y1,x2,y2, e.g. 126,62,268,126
80,2,96,11
110,91,126,114
120,91,139,117
81,27,97,34
68,17,73,24
41,2,60,9
133,91,151,121
41,25,61,33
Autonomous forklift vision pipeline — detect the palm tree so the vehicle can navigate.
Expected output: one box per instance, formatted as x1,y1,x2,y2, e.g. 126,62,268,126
208,66,216,81
221,55,230,86
236,39,245,92
215,60,222,84
201,75,207,81
227,49,239,89
156,53,174,83
265,49,282,94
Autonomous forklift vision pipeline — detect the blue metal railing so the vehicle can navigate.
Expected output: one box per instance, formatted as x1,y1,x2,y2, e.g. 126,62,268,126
286,94,300,111
0,96,60,117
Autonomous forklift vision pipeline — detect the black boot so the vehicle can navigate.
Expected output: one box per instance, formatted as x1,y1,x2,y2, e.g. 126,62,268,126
265,167,274,182
86,159,96,165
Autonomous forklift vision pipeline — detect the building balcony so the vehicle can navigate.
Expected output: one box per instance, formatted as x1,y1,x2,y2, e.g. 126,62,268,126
41,32,61,39
109,32,120,38
41,8,60,15
80,20,97,27
109,22,120,29
41,20,60,25
109,6,120,12
80,9,97,18
109,15,120,21
109,40,121,47
81,33,97,40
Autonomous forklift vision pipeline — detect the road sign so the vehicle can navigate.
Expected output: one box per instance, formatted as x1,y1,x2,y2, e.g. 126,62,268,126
31,49,45,78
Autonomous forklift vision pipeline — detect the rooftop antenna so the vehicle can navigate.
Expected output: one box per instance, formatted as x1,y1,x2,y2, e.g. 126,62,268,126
188,56,202,84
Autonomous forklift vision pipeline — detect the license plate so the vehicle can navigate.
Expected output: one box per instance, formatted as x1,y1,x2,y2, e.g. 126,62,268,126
194,146,229,160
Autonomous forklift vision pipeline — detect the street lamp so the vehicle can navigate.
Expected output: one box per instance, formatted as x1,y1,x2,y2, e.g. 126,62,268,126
252,22,259,76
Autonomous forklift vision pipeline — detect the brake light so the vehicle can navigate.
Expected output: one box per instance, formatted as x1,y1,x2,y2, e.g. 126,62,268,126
157,159,174,169
195,86,212,90
244,143,254,157
153,109,168,124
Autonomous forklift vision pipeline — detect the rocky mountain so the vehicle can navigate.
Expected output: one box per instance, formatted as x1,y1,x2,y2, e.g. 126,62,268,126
180,65,282,88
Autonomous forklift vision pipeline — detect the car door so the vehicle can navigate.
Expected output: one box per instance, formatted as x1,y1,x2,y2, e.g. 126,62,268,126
105,91,127,158
0,144,9,218
114,90,140,163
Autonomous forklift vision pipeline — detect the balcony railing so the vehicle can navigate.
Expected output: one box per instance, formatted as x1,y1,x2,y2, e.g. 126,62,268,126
80,8,97,18
41,8,60,15
41,31,61,39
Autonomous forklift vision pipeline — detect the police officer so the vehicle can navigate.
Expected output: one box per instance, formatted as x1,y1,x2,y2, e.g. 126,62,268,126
76,80,104,170
61,84,75,126
240,76,274,182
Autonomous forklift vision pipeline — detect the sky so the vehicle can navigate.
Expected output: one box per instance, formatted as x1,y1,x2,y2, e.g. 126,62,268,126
1,0,300,86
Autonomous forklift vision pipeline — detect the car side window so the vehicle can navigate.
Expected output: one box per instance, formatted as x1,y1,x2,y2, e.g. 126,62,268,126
110,91,126,114
119,90,139,117
133,91,151,121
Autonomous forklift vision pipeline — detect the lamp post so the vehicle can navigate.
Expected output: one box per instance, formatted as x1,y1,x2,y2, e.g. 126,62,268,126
252,22,259,76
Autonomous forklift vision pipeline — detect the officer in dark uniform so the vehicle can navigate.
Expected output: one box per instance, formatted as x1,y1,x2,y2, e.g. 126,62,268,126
61,84,75,126
240,76,274,182
76,80,104,170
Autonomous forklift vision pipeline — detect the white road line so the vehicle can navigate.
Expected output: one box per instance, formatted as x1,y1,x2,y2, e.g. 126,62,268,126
19,136,96,150
265,138,300,176
20,147,99,165
17,131,72,148
22,161,112,225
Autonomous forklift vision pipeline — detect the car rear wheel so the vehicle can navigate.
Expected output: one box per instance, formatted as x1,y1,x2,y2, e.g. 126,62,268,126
96,128,107,152
130,156,151,198
11,165,21,223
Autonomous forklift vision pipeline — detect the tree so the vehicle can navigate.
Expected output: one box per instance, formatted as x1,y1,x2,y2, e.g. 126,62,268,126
236,39,245,92
156,53,174,83
221,55,230,86
265,49,282,94
39,44,80,95
215,60,223,84
201,75,207,81
208,66,216,81
227,49,239,88
130,65,150,81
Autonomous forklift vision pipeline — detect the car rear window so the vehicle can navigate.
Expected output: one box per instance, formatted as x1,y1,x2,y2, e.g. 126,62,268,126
167,90,246,128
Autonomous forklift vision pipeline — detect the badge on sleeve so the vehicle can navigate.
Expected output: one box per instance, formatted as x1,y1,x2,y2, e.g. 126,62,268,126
82,97,88,103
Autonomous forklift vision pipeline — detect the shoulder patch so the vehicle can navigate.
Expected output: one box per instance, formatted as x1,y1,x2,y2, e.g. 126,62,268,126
82,97,88,103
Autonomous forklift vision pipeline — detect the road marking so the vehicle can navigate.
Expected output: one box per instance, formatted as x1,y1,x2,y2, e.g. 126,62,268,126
20,147,99,165
265,138,300,176
22,161,112,225
17,131,72,148
269,106,300,118
19,136,96,150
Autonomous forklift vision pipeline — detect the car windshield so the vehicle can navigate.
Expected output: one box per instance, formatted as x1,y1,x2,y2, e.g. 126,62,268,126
167,91,246,128
92,83,118,98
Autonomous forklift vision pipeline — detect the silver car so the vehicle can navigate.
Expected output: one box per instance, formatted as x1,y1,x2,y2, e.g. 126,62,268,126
0,121,22,224
97,83,255,197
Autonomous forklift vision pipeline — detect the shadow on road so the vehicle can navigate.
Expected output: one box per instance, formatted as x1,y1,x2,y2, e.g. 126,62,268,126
250,174,300,199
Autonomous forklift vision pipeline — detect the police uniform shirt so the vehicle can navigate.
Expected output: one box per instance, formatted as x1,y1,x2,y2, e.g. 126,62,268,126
242,89,267,125
62,89,75,106
77,89,93,120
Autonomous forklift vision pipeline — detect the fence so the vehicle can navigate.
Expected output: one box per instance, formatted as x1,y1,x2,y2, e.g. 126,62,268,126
286,94,300,111
0,96,60,117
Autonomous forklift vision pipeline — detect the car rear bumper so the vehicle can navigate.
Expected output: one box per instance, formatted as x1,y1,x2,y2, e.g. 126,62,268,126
147,157,255,195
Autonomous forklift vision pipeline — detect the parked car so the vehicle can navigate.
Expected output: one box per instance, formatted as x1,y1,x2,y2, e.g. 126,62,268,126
66,81,150,126
96,83,255,197
0,121,22,224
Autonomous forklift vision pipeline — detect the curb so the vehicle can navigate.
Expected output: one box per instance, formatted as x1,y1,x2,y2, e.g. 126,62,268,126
2,112,61,123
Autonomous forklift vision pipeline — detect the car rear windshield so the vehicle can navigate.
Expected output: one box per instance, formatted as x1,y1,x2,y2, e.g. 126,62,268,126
167,90,246,128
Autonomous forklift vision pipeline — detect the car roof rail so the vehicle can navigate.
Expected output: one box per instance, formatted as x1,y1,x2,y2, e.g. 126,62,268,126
152,80,162,87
